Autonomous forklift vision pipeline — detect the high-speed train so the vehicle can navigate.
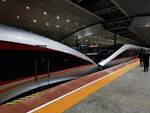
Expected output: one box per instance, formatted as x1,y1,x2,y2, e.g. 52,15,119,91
97,44,143,69
0,25,145,104
0,25,99,104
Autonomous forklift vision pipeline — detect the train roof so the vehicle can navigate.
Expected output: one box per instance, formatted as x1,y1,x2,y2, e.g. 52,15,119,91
0,25,96,65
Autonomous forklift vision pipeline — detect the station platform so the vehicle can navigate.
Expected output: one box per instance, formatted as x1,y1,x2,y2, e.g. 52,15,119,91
1,59,148,113
65,66,150,113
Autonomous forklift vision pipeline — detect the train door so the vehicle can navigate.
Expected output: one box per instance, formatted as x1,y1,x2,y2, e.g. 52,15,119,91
34,52,51,86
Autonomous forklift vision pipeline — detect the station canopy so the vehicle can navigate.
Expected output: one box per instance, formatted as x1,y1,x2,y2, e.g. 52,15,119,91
0,0,150,47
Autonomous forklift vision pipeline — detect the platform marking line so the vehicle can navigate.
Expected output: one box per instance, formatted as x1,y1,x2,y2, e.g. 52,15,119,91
6,92,41,105
27,61,139,113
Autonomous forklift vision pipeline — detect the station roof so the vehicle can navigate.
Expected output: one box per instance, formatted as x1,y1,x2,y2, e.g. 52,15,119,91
0,0,150,47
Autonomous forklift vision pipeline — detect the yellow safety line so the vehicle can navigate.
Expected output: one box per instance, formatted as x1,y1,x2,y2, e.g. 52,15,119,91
30,60,139,113
7,92,41,105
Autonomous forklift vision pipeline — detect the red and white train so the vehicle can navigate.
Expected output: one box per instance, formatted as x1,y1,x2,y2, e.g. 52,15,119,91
0,25,146,104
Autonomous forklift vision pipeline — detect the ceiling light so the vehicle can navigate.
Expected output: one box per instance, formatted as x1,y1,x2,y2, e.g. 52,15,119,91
2,0,6,2
16,16,20,19
26,6,30,10
56,16,60,19
56,25,59,28
43,11,47,15
66,19,70,22
46,22,50,26
33,19,37,23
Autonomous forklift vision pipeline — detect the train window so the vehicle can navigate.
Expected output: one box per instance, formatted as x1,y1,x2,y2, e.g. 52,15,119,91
0,49,91,82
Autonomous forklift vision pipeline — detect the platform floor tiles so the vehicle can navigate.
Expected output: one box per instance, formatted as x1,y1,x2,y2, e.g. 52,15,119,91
64,66,150,113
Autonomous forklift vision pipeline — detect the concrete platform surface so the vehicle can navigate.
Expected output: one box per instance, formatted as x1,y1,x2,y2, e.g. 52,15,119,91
64,66,150,113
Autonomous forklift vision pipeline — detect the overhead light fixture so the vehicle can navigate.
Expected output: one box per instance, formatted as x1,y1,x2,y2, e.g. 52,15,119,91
33,19,37,23
46,22,50,26
43,11,47,15
26,6,30,10
2,0,6,2
56,25,59,28
56,16,60,19
16,16,20,19
66,19,70,22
